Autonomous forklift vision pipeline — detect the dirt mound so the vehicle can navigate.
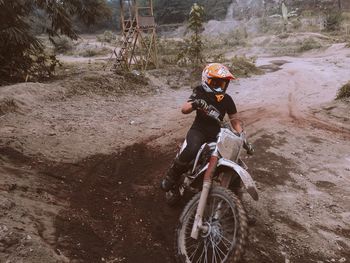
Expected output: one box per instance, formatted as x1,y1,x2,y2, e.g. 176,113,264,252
0,82,66,117
0,147,70,263
59,68,152,97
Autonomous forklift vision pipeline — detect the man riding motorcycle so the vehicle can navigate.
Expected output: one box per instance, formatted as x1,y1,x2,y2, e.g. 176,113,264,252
161,63,254,192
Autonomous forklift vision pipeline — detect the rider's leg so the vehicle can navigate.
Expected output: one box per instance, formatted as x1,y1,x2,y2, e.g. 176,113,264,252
161,129,206,191
161,158,188,191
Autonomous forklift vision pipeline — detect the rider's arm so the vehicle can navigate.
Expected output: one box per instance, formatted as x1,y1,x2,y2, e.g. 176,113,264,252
181,102,195,114
228,113,243,134
229,113,255,155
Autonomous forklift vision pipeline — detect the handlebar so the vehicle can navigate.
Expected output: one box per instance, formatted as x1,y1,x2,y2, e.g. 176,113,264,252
204,105,221,124
203,105,253,153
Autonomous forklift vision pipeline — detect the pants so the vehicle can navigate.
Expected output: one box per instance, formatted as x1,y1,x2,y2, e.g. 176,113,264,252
178,128,217,164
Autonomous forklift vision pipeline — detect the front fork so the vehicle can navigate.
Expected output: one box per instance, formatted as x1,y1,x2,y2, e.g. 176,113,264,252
191,153,219,239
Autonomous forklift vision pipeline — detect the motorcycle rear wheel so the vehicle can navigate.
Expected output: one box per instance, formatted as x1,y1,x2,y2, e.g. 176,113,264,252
175,186,247,263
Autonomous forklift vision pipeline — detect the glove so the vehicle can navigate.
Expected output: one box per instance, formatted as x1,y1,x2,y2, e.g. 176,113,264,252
244,141,255,155
192,99,209,111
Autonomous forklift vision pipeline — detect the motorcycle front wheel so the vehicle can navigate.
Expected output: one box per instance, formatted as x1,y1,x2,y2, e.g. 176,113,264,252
175,186,247,263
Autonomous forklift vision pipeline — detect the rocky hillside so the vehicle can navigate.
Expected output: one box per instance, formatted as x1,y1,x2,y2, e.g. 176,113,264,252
154,0,232,24
154,0,349,24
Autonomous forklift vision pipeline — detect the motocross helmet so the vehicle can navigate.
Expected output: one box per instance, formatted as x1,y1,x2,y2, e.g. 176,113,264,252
202,63,235,102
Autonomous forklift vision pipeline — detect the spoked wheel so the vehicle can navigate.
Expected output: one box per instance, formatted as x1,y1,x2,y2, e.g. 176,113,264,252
176,187,247,263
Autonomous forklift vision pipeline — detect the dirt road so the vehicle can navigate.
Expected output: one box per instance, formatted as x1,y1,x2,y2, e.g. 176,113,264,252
0,44,349,262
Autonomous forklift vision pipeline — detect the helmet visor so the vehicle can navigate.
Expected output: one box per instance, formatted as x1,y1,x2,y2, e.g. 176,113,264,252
208,78,229,92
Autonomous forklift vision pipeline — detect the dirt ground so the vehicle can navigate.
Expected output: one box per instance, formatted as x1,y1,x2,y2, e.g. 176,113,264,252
0,37,350,263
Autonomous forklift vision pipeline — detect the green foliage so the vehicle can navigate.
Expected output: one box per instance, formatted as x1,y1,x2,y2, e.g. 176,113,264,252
324,11,343,31
0,0,111,85
78,47,111,57
154,0,232,24
291,18,302,30
176,39,193,66
208,53,226,64
229,56,263,78
96,30,116,43
188,4,204,33
178,3,205,66
26,52,62,81
52,36,74,54
157,38,183,65
298,38,322,52
336,82,350,100
223,29,248,46
188,3,205,65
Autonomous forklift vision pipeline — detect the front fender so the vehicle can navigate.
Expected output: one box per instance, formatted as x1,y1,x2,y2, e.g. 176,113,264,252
218,159,259,201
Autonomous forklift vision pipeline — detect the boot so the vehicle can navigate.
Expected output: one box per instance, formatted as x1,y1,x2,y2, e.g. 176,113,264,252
161,158,188,192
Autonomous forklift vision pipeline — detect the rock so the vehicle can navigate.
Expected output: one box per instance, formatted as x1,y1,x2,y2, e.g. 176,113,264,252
0,225,9,233
339,258,346,263
0,198,15,210
132,70,141,76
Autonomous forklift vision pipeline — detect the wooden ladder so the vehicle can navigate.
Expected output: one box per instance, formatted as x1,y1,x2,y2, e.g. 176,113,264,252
113,17,137,70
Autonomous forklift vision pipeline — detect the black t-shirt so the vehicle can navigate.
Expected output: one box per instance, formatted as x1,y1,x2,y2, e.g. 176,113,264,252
188,85,237,137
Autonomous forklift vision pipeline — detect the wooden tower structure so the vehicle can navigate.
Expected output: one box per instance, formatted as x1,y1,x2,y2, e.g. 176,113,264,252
114,0,158,71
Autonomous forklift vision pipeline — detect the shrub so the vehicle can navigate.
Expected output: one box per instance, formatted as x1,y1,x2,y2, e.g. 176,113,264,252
52,36,74,54
291,18,302,30
97,30,116,43
222,29,248,47
298,38,322,52
336,81,350,100
229,56,263,77
79,47,111,57
27,52,61,80
324,11,343,31
157,38,183,66
208,53,225,64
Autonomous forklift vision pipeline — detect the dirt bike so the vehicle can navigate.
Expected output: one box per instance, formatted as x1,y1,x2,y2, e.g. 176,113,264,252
167,105,259,263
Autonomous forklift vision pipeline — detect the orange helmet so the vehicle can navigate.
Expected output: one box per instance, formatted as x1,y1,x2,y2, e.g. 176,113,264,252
202,63,235,95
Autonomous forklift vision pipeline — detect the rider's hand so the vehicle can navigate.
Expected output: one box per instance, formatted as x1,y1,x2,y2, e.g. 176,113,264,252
192,99,209,111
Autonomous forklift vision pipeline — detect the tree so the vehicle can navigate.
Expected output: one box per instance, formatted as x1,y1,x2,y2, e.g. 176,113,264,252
0,0,111,85
187,3,205,66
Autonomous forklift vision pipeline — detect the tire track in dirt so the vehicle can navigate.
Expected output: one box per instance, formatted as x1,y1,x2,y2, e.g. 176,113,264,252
1,142,185,263
50,143,182,263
